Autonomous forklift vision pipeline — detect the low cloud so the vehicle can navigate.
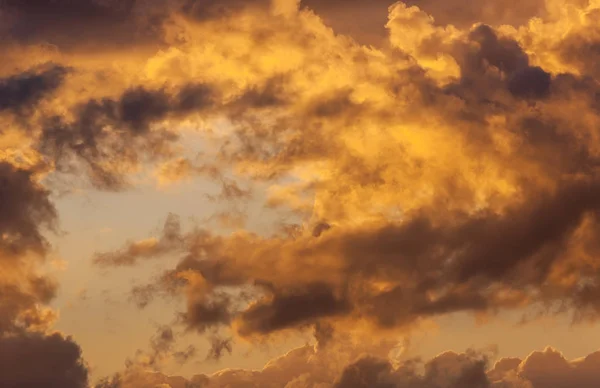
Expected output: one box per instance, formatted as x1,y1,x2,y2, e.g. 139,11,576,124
95,341,600,388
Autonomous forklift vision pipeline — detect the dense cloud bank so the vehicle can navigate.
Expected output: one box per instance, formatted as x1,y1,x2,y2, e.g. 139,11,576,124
2,0,600,386
96,341,600,388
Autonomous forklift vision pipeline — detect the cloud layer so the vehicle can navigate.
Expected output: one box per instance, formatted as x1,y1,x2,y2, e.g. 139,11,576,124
2,0,600,386
96,340,600,388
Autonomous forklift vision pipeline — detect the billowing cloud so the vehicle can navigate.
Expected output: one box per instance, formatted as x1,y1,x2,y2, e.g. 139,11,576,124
95,177,600,338
0,332,88,388
0,161,89,387
0,64,69,113
95,342,600,387
38,84,216,189
2,0,600,387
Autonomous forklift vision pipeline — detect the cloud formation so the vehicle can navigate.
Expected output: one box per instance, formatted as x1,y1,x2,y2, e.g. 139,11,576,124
0,163,88,387
79,3,600,384
3,0,600,386
0,64,69,113
0,332,88,388
94,341,600,388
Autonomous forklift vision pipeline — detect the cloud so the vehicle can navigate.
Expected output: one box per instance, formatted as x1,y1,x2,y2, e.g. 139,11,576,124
333,350,491,388
0,161,56,258
0,161,59,333
94,213,184,267
0,64,69,113
128,326,197,369
3,1,600,386
0,0,170,50
98,325,196,388
205,335,233,361
180,0,271,22
73,7,600,373
0,332,88,388
96,177,600,338
0,93,91,388
97,341,600,388
300,0,393,46
237,282,351,336
38,84,216,189
402,0,555,28
516,347,600,388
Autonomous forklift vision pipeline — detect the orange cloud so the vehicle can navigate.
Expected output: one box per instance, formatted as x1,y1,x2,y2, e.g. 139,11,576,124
3,1,600,386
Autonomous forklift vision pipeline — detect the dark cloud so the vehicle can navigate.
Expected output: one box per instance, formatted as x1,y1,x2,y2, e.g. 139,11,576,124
307,89,361,118
334,357,396,388
183,292,234,333
237,282,351,336
0,0,168,50
0,142,89,388
516,347,600,388
555,19,600,79
462,24,529,76
38,84,215,189
0,161,56,259
28,4,597,386
229,76,292,112
344,350,491,388
0,64,69,113
0,332,88,388
96,344,600,387
301,0,393,46
508,66,552,99
180,0,271,21
301,0,549,47
403,0,550,28
99,344,500,388
312,222,332,238
115,177,600,336
451,24,554,102
334,178,600,326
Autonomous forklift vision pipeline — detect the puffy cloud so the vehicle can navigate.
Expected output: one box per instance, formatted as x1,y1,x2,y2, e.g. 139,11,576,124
0,74,90,388
98,343,600,388
95,177,600,338
401,0,550,28
3,0,600,387
0,161,59,333
0,332,88,388
517,347,600,388
68,7,600,379
0,161,89,388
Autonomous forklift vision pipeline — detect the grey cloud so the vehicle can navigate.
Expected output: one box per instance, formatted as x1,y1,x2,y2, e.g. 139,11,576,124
0,332,88,388
0,64,69,113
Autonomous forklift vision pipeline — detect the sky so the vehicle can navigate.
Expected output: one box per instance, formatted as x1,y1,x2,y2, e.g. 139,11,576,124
2,0,600,387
